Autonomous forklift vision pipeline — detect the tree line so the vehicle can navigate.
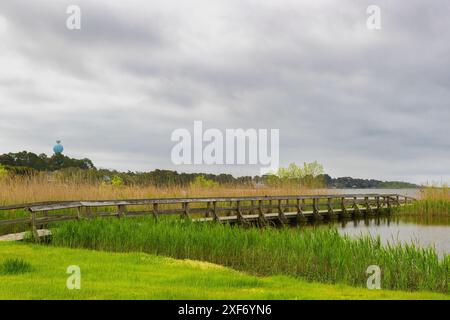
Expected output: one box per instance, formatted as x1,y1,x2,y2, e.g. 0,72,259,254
0,151,417,188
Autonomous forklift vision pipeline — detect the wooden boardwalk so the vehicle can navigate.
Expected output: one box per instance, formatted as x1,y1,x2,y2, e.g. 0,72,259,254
0,193,415,241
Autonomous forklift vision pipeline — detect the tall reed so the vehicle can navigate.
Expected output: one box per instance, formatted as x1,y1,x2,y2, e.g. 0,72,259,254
0,175,322,206
51,217,449,294
398,185,450,216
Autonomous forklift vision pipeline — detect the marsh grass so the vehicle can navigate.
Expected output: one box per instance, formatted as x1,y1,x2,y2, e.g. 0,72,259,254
397,186,450,216
51,217,449,293
0,258,33,275
397,199,450,216
0,175,321,206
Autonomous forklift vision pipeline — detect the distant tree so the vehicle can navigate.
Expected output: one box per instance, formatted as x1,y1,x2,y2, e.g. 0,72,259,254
0,151,95,172
0,164,8,180
271,161,325,187
111,175,124,187
191,175,219,188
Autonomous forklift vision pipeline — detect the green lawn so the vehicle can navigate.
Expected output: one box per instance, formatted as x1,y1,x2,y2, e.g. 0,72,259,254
0,242,447,300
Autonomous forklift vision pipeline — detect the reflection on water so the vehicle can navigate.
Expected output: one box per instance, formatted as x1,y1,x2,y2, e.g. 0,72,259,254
325,216,450,256
332,188,421,198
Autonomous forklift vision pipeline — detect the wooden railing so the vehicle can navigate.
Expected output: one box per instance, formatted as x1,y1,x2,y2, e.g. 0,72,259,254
0,194,415,237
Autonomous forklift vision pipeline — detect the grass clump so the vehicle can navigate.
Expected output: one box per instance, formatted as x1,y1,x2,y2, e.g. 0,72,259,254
397,186,450,216
397,199,450,216
51,217,449,294
0,258,33,275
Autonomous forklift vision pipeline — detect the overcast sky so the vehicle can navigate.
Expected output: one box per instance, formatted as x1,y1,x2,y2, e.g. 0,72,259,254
0,0,449,184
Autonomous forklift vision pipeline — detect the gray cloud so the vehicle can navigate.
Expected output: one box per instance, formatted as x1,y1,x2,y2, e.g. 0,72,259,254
0,0,449,183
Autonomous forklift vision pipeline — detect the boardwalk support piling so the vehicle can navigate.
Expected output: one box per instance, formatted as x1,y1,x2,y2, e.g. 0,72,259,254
327,198,335,219
312,198,323,220
278,199,288,224
296,198,306,223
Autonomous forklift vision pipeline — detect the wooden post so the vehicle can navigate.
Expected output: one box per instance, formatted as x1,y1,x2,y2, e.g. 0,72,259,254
278,199,288,224
118,204,126,218
236,200,244,223
153,203,159,219
258,200,267,225
341,197,350,218
30,211,39,240
327,197,335,219
182,202,190,219
206,202,211,218
386,196,392,213
296,198,306,222
212,201,219,221
353,197,361,217
364,196,373,216
375,196,380,213
312,198,323,220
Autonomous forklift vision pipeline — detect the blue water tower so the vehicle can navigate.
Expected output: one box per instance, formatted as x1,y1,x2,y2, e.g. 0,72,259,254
53,140,64,154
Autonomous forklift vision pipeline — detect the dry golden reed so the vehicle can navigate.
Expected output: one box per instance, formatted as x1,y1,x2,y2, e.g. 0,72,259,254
0,175,327,206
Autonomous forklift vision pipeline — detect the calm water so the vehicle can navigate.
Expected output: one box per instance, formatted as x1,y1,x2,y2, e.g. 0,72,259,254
324,216,450,257
328,188,448,256
306,189,447,255
332,188,421,198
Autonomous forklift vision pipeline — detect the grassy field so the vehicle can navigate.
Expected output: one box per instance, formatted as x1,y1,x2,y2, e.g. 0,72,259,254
50,217,449,294
0,242,447,300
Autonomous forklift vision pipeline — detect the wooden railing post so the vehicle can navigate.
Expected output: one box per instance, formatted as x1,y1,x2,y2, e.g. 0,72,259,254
258,200,267,225
30,210,39,240
118,204,126,218
212,201,219,221
182,202,190,219
296,198,306,222
236,200,244,223
152,203,159,219
386,196,392,213
364,196,373,216
312,198,323,220
341,197,349,218
327,197,335,219
353,197,361,217
278,199,288,224
375,196,381,213
206,201,211,218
